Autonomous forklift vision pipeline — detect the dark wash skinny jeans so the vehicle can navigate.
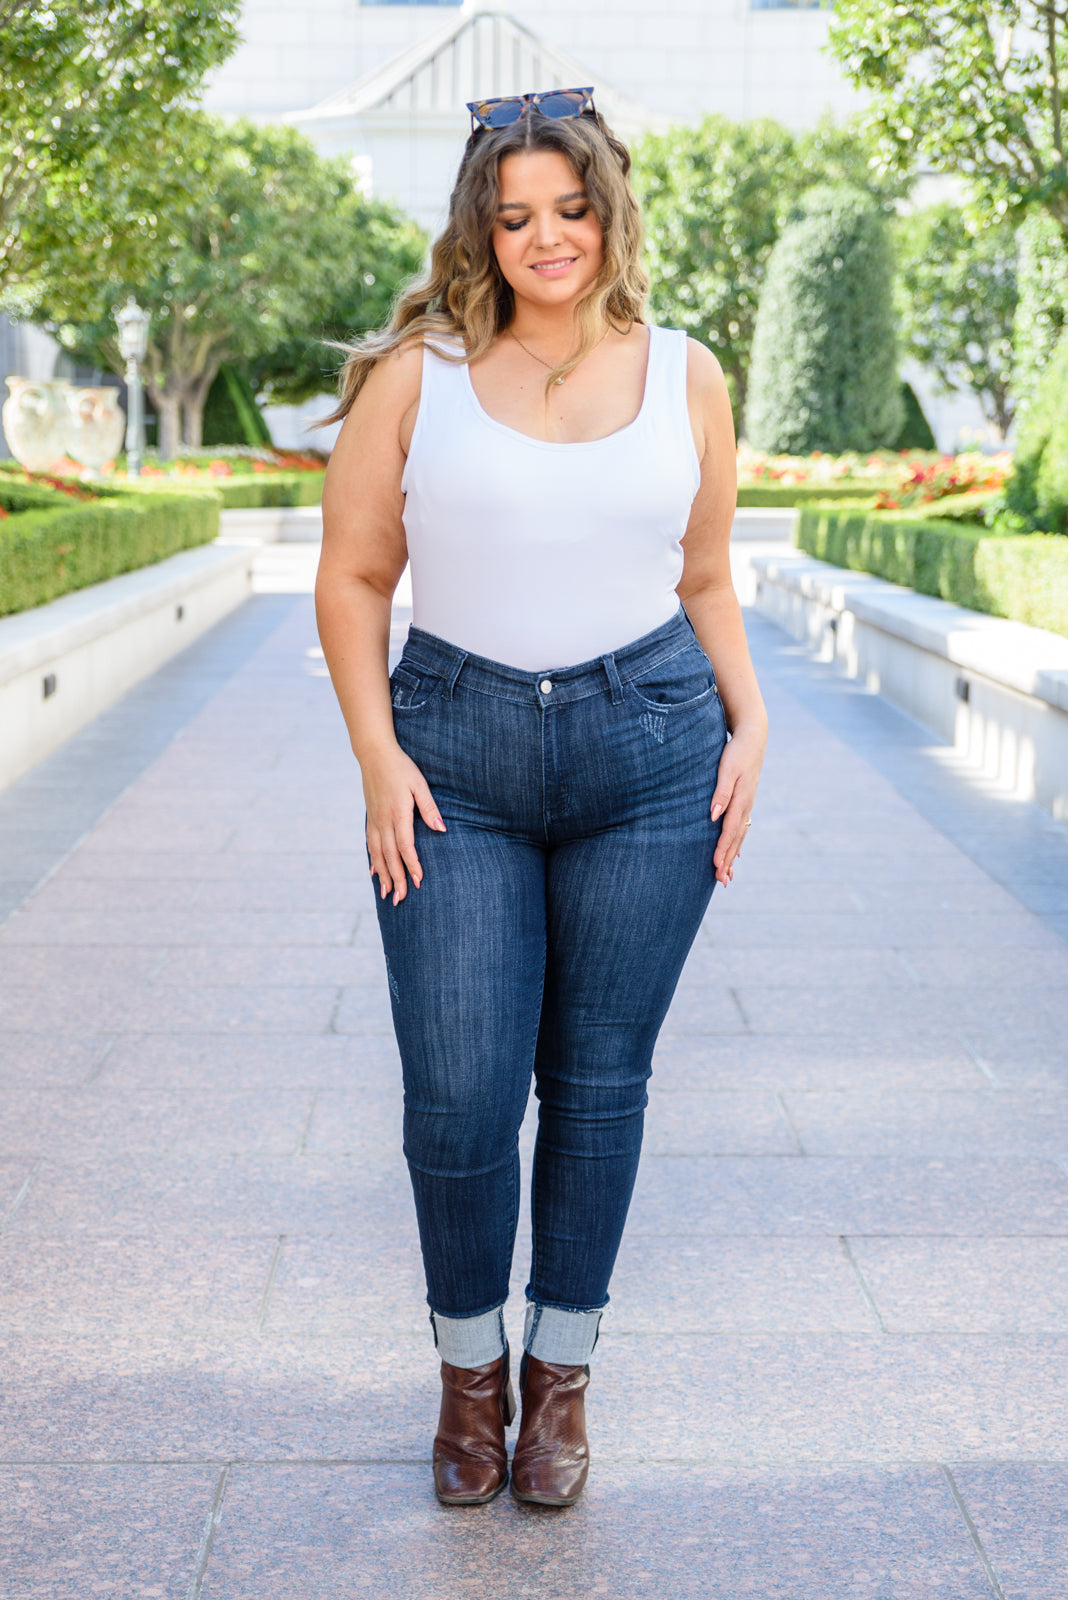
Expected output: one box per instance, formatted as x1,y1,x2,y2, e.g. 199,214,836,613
373,605,727,1367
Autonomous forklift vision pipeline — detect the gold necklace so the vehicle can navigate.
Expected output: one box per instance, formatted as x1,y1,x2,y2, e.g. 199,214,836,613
506,326,608,383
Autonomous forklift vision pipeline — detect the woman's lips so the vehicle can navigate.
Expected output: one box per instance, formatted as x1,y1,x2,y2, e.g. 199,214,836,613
530,257,578,277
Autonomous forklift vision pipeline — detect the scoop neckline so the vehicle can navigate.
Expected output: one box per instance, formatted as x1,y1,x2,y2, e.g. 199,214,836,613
461,324,657,450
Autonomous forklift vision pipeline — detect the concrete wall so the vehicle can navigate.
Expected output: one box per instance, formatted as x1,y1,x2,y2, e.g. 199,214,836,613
0,545,255,792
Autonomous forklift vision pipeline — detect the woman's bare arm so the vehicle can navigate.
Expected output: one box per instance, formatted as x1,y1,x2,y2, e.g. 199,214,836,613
678,338,768,885
315,343,445,906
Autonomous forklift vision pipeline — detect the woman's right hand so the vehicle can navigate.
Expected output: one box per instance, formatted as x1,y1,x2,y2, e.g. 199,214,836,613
362,743,447,905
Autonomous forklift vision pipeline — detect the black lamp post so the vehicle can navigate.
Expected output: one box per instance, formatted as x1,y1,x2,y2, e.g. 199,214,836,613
115,296,150,476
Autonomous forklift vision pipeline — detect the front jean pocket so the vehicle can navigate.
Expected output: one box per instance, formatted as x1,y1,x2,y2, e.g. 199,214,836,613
389,662,444,712
627,644,719,712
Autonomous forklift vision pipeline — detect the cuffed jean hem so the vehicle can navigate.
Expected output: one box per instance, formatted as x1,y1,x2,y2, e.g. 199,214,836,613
524,1301,604,1365
430,1305,507,1368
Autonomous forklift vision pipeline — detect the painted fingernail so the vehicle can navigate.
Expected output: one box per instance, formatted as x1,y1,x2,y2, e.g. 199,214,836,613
711,804,723,821
433,817,446,832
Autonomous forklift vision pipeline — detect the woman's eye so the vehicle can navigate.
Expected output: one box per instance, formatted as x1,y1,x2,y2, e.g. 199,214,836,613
561,209,589,220
502,219,526,232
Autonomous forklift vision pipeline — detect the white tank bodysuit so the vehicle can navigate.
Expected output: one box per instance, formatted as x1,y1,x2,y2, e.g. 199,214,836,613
400,324,701,672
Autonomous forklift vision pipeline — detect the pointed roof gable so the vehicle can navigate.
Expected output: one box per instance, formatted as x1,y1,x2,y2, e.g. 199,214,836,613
291,8,659,136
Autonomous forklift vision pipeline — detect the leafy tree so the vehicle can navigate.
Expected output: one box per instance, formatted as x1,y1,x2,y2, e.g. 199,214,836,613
0,1,240,296
893,203,1018,438
632,112,906,417
250,199,427,406
39,118,417,456
744,185,904,453
826,1,1068,241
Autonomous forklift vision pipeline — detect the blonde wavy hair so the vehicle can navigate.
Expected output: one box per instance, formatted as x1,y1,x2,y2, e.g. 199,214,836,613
323,106,648,421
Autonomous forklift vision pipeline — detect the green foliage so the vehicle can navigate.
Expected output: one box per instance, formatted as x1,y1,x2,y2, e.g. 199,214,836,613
0,480,74,513
892,205,1017,436
0,486,220,616
38,117,417,456
796,503,1068,635
212,473,325,509
0,1,240,295
890,382,938,451
251,198,427,406
1013,210,1068,412
202,366,272,448
744,185,904,454
631,112,905,417
826,1,1068,242
1003,326,1068,534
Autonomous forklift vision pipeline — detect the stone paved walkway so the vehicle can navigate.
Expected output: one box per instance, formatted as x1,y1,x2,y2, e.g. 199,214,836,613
1,585,1067,1599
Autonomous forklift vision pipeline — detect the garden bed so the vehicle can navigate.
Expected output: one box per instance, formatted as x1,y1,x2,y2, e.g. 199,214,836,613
137,448,326,510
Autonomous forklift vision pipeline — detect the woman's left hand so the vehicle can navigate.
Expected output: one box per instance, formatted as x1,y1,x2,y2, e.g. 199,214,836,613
709,723,766,886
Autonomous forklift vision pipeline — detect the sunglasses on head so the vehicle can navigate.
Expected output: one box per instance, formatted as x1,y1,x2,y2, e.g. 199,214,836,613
466,87,596,133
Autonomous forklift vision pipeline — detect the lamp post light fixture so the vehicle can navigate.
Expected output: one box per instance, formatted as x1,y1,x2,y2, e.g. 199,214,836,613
114,295,150,476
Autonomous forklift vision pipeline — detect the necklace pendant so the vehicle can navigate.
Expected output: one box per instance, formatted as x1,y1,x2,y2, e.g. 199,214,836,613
554,376,565,385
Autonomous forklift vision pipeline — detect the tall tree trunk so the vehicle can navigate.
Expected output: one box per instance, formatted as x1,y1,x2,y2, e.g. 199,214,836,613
182,397,204,450
181,362,221,450
152,394,181,461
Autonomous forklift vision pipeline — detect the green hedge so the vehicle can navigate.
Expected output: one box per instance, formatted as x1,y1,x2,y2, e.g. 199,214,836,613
796,502,1068,635
213,471,324,509
0,481,78,513
738,483,886,508
0,486,220,616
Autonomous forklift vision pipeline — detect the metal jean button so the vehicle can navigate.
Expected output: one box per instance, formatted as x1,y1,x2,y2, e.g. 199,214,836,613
539,679,553,694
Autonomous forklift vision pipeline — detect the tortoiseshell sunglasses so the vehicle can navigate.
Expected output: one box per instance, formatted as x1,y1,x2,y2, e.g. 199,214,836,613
466,87,596,134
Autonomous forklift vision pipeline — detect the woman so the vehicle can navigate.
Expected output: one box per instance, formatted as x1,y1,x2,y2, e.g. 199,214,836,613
315,87,767,1509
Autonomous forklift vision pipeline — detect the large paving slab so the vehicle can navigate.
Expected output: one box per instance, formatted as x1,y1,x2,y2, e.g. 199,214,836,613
0,594,1066,1597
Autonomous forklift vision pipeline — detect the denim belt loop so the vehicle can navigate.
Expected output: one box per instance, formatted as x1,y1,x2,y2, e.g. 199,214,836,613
442,650,468,700
600,653,624,706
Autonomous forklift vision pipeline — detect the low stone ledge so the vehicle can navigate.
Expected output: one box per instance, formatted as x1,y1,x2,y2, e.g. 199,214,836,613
752,552,1068,714
218,505,323,544
749,548,1068,820
0,542,254,791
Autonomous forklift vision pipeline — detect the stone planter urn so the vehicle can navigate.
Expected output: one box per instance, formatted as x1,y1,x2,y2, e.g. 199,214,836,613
67,386,126,477
2,377,72,473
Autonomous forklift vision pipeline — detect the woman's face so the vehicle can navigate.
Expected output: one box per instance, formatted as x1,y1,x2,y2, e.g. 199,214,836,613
491,149,604,312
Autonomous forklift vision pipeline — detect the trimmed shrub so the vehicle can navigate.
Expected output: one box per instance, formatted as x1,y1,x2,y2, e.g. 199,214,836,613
0,481,76,513
0,487,220,616
890,381,937,451
202,364,273,447
212,471,324,509
737,483,883,508
1013,211,1068,417
796,501,1068,635
744,184,904,454
1002,326,1068,535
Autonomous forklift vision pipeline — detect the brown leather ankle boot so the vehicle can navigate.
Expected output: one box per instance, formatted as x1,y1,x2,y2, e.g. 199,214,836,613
510,1351,590,1507
432,1345,517,1506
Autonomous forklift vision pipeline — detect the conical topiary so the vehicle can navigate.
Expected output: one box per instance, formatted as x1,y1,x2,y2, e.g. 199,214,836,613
743,184,904,454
